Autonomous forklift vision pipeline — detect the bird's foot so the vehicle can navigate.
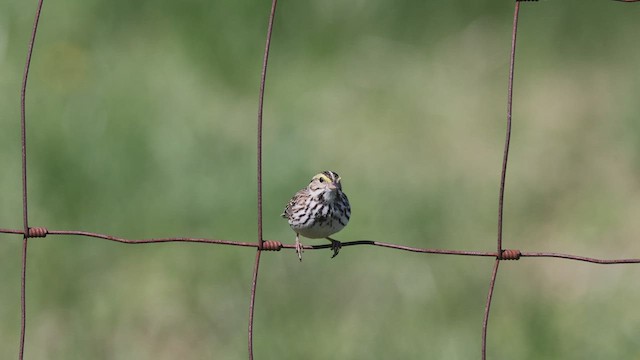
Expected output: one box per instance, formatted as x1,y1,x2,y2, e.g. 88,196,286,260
295,235,303,262
327,237,342,258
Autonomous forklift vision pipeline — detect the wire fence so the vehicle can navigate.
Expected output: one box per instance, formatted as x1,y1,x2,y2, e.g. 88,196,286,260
2,0,640,359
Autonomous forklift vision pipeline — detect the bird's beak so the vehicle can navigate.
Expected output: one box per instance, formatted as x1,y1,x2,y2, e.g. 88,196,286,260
328,182,337,191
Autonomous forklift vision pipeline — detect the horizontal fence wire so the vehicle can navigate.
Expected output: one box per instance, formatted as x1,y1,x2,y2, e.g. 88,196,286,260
2,0,639,359
4,227,640,264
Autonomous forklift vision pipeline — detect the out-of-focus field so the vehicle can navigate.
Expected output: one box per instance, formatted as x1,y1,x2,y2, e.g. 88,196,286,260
1,1,639,359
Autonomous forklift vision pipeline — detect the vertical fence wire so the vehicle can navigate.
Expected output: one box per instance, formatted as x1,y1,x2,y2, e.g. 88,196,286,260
248,0,279,359
18,0,45,358
481,259,501,360
482,2,521,359
496,1,520,257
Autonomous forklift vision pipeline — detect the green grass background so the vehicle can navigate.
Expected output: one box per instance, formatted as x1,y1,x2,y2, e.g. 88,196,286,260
1,0,640,359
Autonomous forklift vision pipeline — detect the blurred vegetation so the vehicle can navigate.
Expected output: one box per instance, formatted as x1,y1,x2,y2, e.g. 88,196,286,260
1,0,640,359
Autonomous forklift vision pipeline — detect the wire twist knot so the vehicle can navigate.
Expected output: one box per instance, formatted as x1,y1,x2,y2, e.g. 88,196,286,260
262,240,282,251
501,249,521,260
28,227,48,238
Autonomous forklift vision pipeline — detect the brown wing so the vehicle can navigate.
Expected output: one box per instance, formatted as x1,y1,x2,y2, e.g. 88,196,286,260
282,188,308,219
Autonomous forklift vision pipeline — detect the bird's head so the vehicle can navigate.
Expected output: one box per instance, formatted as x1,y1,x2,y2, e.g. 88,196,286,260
308,170,342,201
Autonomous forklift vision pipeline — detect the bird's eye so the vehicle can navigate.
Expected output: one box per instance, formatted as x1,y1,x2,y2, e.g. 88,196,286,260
318,177,325,183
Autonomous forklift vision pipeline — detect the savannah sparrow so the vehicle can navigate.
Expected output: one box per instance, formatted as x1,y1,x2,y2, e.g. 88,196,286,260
282,170,351,261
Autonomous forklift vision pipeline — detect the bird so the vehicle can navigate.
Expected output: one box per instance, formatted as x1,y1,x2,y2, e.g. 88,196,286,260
282,170,351,261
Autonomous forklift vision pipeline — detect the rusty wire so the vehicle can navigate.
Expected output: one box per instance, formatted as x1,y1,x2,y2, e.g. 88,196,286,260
4,0,640,359
482,2,520,359
248,0,278,358
17,0,45,358
4,227,640,263
10,225,640,262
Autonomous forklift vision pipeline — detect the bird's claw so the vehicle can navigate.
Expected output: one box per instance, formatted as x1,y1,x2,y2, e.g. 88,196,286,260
328,238,342,258
295,235,304,262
